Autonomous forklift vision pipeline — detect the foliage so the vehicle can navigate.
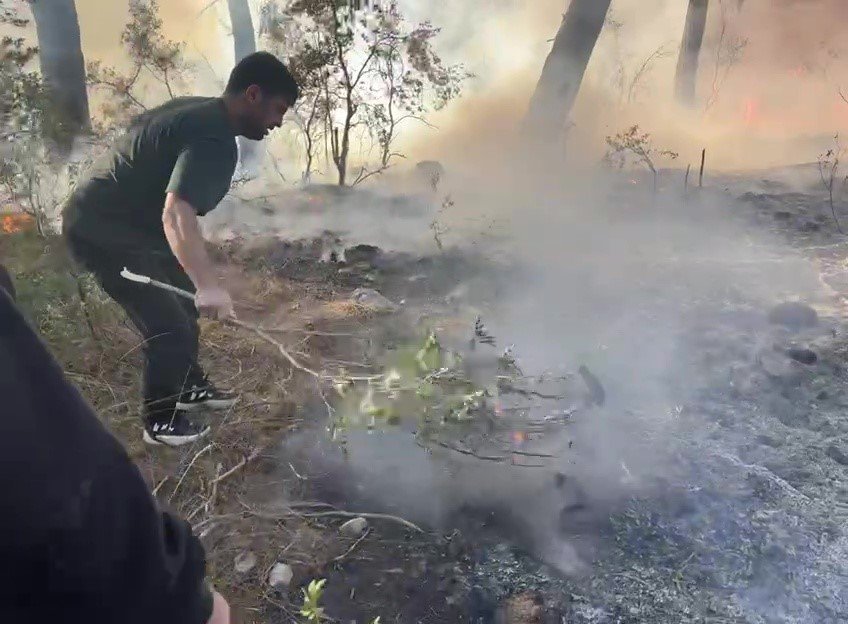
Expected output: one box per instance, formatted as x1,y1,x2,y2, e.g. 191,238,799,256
430,194,452,251
703,0,748,113
817,134,847,234
603,125,678,192
263,0,468,185
87,0,190,128
0,4,76,234
604,14,674,105
330,328,508,447
300,578,327,623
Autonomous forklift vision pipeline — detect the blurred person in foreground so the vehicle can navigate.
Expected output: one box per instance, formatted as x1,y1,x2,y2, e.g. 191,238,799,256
0,264,229,623
63,51,299,446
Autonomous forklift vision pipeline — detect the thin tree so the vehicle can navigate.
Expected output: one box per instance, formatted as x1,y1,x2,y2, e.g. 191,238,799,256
26,0,90,151
226,0,260,173
674,0,709,105
227,0,256,61
525,0,613,141
268,0,466,186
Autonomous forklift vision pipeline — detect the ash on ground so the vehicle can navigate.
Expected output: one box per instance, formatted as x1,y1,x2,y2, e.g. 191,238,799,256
262,176,847,623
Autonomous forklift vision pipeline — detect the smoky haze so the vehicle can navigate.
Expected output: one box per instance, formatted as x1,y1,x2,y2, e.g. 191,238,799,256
277,151,830,590
58,0,846,613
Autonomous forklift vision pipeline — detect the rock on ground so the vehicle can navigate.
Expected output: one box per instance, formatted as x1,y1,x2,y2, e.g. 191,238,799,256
339,517,369,538
351,288,398,312
268,562,294,589
826,443,848,466
768,302,818,330
234,551,257,574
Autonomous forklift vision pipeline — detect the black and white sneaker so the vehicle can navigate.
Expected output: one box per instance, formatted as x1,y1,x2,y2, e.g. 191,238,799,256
177,378,239,412
143,411,211,447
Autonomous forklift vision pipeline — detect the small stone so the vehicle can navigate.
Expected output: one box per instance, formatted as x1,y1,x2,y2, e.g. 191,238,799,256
344,244,381,264
339,517,369,538
351,288,398,312
268,562,293,589
234,551,257,574
785,347,817,365
767,302,818,331
826,444,848,466
756,433,783,448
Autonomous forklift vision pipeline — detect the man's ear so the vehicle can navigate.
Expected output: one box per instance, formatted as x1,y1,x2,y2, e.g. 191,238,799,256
245,84,262,103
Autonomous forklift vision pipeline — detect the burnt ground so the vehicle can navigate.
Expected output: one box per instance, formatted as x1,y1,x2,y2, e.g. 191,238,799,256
5,167,848,624
245,171,848,624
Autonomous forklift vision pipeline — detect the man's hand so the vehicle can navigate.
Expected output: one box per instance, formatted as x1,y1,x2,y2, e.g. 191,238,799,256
208,591,231,624
195,285,235,320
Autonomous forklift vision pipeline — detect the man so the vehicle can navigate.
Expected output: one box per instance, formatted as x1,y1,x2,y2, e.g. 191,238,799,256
0,265,229,623
64,52,299,446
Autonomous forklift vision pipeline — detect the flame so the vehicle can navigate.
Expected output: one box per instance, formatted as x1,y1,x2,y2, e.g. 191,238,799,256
1,213,33,234
512,431,525,445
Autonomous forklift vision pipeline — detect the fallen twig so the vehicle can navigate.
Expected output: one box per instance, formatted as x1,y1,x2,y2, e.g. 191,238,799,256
333,528,370,562
510,449,557,458
152,475,170,496
432,440,506,462
498,381,566,401
205,462,224,516
170,443,214,501
210,448,262,485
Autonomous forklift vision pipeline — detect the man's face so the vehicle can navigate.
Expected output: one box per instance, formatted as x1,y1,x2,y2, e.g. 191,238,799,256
241,85,290,140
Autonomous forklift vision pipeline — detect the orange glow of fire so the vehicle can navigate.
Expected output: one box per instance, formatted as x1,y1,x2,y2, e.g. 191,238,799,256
789,64,807,79
2,213,33,234
743,97,761,126
512,431,526,445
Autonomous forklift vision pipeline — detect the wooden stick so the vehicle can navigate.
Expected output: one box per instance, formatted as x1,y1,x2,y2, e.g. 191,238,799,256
699,148,706,187
684,163,691,194
120,268,322,379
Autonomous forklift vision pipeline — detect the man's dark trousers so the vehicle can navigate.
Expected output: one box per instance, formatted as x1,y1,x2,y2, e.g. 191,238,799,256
67,236,205,419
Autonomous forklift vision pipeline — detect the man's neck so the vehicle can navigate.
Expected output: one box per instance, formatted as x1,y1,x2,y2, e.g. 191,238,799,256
220,94,243,137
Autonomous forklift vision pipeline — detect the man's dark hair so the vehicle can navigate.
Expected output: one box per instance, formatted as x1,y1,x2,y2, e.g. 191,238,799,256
225,51,299,103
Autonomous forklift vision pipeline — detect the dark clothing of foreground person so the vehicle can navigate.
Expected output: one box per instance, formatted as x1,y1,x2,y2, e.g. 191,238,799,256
0,272,218,623
62,52,299,446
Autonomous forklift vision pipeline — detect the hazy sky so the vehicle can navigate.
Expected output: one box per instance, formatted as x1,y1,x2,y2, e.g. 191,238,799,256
62,0,848,168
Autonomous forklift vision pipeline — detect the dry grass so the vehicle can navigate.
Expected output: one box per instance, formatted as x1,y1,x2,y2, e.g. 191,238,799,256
3,231,381,620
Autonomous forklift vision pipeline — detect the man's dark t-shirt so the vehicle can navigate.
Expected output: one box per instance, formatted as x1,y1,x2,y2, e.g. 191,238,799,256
64,97,237,252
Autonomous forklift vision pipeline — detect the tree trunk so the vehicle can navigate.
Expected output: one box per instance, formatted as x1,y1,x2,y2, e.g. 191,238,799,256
227,0,259,174
28,0,90,150
674,0,709,106
524,0,612,141
227,0,257,63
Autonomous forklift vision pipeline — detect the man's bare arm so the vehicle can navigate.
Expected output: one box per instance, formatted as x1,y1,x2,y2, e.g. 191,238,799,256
162,192,234,318
163,192,218,289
